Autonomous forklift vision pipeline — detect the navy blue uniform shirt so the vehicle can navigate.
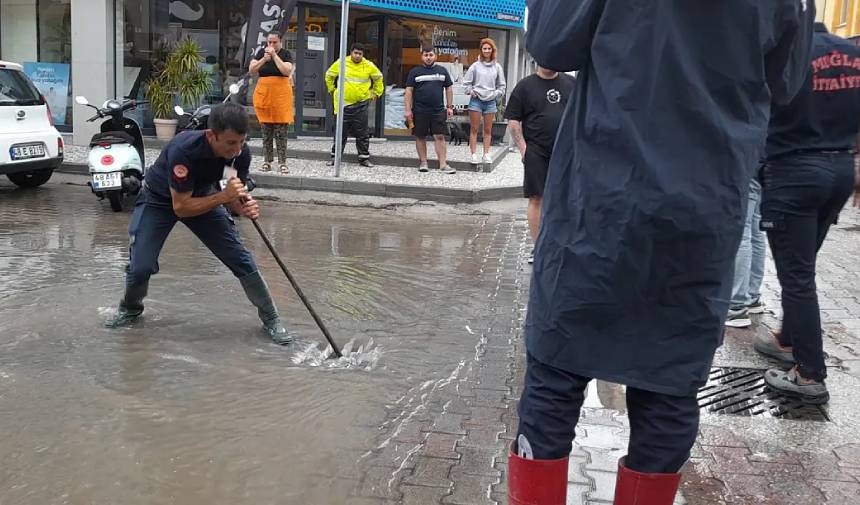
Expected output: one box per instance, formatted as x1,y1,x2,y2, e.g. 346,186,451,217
524,0,814,396
767,23,860,159
144,131,251,205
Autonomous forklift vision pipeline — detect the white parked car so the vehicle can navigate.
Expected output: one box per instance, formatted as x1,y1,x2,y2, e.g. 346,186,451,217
0,60,64,187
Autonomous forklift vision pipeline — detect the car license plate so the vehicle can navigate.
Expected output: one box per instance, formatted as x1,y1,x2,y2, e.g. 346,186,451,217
92,172,122,190
10,143,46,160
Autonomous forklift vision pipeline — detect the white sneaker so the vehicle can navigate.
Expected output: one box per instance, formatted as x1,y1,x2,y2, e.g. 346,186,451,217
441,165,456,174
482,153,492,164
724,308,752,328
418,163,429,172
470,153,480,164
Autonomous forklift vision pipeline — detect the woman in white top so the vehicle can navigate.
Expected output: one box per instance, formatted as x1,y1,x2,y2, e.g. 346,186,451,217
462,38,507,165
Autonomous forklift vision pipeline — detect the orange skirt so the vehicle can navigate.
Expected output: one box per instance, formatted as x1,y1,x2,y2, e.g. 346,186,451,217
253,76,295,124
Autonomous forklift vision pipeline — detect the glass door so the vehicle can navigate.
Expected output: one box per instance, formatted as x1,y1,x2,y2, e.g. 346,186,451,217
351,15,385,137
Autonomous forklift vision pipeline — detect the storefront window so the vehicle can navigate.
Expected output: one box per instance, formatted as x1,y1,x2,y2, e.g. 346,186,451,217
117,0,297,131
0,0,73,128
383,17,490,135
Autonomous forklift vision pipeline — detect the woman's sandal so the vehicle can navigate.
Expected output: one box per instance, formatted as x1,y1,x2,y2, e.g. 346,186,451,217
260,162,272,172
278,164,289,175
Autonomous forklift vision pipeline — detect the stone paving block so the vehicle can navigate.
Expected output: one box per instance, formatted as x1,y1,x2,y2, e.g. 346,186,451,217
746,448,803,466
463,407,506,428
372,441,421,468
402,456,455,488
580,408,626,428
568,455,591,485
583,447,626,473
586,470,617,503
426,413,468,436
443,473,500,505
817,480,860,502
440,396,472,415
400,484,452,505
465,388,509,407
835,444,860,467
697,424,752,448
701,446,763,475
721,473,827,504
459,423,505,447
453,445,504,477
577,425,630,451
567,483,591,505
419,433,462,462
797,452,860,482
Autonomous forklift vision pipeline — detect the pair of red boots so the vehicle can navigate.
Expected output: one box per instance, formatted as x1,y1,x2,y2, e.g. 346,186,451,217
508,448,682,504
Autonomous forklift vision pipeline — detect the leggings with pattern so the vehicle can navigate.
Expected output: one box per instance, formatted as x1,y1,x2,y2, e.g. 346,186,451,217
261,123,289,164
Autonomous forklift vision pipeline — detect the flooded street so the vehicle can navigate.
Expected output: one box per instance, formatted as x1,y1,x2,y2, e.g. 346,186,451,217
0,178,530,504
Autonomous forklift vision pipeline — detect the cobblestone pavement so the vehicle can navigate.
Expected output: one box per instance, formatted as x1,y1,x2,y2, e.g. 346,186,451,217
561,206,860,505
356,206,860,505
341,204,860,505
344,214,532,505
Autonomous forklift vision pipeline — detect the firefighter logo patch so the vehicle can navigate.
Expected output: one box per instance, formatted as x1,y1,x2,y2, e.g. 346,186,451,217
173,165,189,182
546,89,562,104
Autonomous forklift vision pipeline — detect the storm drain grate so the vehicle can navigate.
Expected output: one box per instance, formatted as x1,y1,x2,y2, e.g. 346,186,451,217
697,367,829,421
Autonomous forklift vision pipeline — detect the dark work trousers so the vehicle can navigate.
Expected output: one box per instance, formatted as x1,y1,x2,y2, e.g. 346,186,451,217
330,100,371,161
760,152,855,382
517,353,700,473
125,192,258,292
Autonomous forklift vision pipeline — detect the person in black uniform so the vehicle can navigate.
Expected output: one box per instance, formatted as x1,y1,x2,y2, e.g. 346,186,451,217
756,22,860,405
105,102,293,345
509,1,814,505
504,66,576,262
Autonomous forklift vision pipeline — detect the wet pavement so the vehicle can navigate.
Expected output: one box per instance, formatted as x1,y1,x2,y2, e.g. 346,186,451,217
2,175,860,504
0,176,529,504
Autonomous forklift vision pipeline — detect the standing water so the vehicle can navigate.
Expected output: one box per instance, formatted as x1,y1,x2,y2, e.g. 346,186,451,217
0,180,525,504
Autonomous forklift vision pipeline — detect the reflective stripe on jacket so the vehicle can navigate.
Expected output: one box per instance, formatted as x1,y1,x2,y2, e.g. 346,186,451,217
325,57,385,110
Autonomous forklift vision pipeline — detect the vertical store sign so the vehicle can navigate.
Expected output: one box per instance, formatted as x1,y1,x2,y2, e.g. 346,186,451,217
242,0,299,69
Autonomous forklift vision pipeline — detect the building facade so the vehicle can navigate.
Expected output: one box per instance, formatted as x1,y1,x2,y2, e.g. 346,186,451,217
0,0,528,145
819,0,860,40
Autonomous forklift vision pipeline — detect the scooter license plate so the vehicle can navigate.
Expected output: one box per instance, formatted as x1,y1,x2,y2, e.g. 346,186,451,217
92,172,122,190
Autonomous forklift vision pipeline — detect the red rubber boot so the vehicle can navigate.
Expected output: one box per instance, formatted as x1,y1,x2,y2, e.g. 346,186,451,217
508,444,569,505
613,457,682,505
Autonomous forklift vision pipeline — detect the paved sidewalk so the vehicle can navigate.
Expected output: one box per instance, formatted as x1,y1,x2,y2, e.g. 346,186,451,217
552,205,860,505
59,139,525,203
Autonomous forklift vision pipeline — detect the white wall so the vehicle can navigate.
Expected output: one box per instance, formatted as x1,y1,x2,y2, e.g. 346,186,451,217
71,0,115,145
0,0,38,63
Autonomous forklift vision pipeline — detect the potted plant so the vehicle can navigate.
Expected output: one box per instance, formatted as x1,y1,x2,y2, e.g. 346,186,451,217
145,38,212,141
492,99,509,145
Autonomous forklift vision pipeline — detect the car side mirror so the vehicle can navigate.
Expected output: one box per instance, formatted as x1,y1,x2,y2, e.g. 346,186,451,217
75,96,89,106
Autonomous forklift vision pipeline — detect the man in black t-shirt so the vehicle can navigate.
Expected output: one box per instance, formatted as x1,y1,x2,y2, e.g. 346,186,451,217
505,67,576,259
405,48,455,174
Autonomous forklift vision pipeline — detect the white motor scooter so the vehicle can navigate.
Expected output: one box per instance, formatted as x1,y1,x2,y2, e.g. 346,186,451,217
74,96,146,212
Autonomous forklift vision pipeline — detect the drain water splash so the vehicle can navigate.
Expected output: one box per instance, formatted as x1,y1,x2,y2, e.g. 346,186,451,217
291,338,382,371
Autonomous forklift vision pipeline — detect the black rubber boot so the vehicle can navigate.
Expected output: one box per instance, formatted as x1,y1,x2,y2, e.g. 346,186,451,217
240,271,294,345
105,283,148,328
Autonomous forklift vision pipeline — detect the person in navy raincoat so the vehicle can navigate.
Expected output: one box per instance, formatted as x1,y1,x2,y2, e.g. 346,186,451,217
509,2,815,505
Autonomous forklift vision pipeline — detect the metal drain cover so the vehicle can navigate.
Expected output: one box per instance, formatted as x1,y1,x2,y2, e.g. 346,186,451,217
698,367,829,421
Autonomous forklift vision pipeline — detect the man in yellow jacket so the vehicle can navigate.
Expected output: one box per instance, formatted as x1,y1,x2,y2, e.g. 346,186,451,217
325,43,384,167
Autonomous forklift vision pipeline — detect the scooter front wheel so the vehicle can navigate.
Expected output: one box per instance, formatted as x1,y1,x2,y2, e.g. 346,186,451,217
107,191,123,212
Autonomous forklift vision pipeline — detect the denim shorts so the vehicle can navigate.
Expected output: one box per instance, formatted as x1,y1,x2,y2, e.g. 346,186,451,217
468,97,498,115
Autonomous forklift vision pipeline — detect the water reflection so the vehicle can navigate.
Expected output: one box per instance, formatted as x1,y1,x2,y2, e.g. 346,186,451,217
0,182,505,504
